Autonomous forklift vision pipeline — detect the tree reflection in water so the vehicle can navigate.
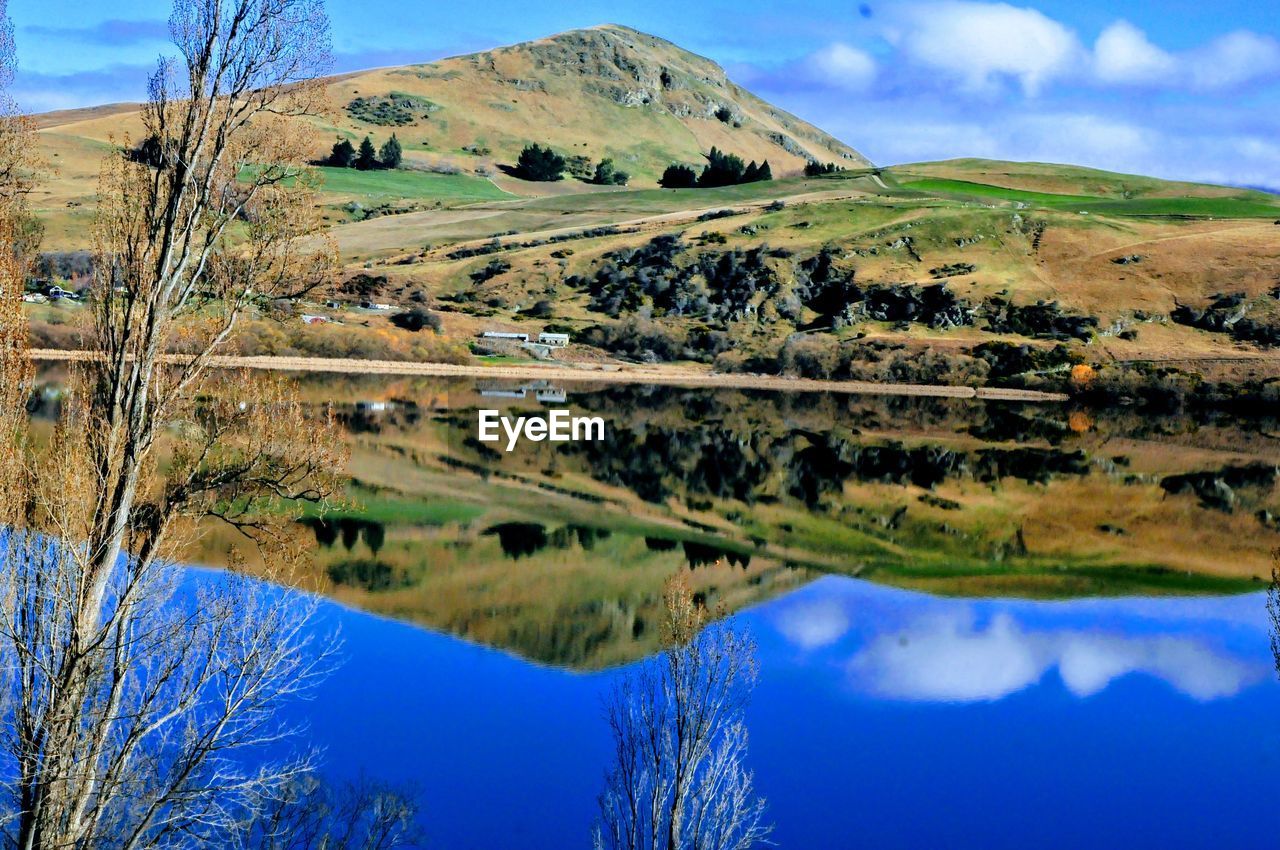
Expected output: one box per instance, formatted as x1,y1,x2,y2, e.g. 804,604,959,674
594,574,772,850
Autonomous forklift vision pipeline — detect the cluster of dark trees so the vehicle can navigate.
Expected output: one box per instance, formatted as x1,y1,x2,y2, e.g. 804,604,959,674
513,144,629,184
563,400,1090,510
804,161,844,176
563,236,1105,382
567,236,983,332
325,134,403,170
982,297,1098,341
660,148,772,189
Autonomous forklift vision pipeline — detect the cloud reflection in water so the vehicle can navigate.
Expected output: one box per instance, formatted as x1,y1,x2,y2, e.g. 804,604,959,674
768,580,1267,703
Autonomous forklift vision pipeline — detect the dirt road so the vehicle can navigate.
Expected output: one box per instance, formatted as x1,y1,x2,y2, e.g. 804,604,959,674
29,349,1069,402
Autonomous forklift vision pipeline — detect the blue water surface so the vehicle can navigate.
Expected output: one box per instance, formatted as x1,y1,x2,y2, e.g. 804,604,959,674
292,577,1278,850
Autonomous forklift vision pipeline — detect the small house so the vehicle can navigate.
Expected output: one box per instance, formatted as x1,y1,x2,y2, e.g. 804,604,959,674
482,331,530,343
300,314,332,325
537,333,570,347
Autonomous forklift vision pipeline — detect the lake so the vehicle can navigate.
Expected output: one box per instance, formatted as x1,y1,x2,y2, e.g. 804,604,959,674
31,370,1280,846
301,576,1279,849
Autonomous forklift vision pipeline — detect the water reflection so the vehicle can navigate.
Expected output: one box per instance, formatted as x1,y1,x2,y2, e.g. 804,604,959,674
848,611,1258,701
300,574,1280,850
770,581,1268,702
32,368,1280,665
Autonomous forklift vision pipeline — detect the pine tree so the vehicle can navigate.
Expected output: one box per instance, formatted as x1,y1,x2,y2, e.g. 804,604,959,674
378,133,403,170
757,160,773,181
743,160,761,183
355,135,379,171
327,138,356,168
698,147,746,188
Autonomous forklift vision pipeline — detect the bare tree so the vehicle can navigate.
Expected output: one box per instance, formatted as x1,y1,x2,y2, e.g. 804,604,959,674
0,1,355,848
235,774,426,850
594,574,772,850
1267,548,1280,679
0,0,26,201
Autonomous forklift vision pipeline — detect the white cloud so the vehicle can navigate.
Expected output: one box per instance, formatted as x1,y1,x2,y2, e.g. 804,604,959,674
804,43,877,92
890,2,1083,95
862,5,1280,96
847,609,1261,703
1090,23,1280,92
1187,30,1280,91
1093,20,1177,86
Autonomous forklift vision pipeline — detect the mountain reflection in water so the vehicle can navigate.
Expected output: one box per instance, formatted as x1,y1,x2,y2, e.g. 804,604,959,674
161,374,1279,670
300,575,1279,850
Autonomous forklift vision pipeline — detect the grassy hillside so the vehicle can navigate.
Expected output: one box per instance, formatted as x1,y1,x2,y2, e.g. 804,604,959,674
21,28,1280,382
29,24,866,245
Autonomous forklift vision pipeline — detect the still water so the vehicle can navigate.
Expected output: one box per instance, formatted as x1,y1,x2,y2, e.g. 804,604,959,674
37,369,1277,846
296,576,1277,849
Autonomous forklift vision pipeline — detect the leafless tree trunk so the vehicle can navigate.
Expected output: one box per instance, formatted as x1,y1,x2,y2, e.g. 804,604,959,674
0,2,356,848
1267,548,1280,678
594,575,772,850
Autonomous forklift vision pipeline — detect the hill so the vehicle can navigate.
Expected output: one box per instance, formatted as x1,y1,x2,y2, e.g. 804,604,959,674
20,27,1280,399
29,24,866,245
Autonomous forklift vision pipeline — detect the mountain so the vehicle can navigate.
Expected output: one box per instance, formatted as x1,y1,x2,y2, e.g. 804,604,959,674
316,25,868,183
22,27,1280,394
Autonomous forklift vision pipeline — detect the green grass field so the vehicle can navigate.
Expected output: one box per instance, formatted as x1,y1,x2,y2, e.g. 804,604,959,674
897,176,1280,219
313,166,515,202
897,177,1100,205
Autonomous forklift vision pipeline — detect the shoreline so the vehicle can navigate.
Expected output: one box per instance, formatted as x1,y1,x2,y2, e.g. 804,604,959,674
28,349,1070,402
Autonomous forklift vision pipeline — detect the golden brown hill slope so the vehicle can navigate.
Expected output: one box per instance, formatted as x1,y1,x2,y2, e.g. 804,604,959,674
33,25,865,194
318,24,868,182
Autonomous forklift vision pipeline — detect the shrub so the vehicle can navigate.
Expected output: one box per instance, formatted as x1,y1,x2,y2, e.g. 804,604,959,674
579,320,686,362
780,334,840,379
469,258,511,285
566,155,594,180
522,299,555,318
126,134,170,168
591,158,629,186
390,308,442,333
346,92,439,126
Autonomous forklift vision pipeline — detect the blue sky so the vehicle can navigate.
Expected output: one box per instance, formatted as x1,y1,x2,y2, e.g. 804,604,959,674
7,0,1279,188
